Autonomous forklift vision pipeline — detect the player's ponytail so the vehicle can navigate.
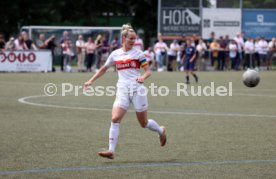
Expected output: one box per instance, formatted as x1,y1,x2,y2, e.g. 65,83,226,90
121,23,135,37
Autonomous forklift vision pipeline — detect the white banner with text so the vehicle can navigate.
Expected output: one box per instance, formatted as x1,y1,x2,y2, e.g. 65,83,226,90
0,50,52,72
202,8,241,39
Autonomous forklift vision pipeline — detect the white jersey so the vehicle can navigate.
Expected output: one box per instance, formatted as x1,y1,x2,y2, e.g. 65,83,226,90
104,48,148,88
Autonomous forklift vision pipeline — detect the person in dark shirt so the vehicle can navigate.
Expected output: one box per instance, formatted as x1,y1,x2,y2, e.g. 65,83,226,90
21,31,37,50
182,39,198,84
47,35,57,72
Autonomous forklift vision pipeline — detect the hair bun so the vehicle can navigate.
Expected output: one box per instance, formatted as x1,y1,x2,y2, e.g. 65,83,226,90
122,23,133,31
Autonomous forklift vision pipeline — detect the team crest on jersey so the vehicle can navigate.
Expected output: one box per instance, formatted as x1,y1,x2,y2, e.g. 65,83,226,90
130,61,137,68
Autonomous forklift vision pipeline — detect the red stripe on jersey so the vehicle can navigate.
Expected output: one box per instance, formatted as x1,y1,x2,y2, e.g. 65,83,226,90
115,59,140,70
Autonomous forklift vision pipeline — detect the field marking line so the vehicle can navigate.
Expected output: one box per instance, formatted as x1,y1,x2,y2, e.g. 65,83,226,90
18,95,276,119
0,159,276,175
169,90,276,97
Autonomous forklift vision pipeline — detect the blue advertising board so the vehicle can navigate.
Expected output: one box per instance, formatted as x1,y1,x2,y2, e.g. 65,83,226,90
242,9,276,39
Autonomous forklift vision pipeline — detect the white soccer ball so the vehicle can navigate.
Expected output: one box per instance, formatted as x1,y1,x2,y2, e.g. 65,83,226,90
242,69,260,88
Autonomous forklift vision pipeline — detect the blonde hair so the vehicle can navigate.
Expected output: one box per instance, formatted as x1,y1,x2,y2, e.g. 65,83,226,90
121,23,135,37
95,34,102,44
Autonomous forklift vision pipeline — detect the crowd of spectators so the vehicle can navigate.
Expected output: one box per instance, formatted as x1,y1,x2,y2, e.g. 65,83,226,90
1,31,276,72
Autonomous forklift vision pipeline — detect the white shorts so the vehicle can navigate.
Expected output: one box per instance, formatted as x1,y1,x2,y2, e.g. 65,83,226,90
113,87,148,112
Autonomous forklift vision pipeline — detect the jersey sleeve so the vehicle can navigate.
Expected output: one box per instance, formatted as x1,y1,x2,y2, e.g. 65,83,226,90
138,51,148,68
104,51,115,68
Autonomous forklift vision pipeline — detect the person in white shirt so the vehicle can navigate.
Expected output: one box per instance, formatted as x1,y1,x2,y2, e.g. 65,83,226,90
76,35,86,72
258,37,268,69
61,38,74,72
244,37,255,69
143,46,156,70
167,40,179,71
154,33,169,72
14,35,28,50
196,38,207,71
133,34,144,51
234,32,245,69
84,24,167,159
228,40,238,70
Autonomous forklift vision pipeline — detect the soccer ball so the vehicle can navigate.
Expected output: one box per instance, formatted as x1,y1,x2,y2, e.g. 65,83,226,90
242,69,260,87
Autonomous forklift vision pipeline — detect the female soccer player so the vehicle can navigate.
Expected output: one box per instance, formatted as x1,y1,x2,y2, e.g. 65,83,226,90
84,24,167,159
182,38,198,84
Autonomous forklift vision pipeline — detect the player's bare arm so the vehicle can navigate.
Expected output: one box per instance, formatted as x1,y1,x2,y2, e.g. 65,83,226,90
84,66,108,88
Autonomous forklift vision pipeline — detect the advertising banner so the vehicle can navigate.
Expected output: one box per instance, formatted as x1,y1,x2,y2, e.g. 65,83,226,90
202,8,241,39
159,7,201,36
0,50,52,72
242,9,276,39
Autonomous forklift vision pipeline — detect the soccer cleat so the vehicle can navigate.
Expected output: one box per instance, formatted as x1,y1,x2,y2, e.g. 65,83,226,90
195,76,198,83
98,150,114,159
159,126,167,147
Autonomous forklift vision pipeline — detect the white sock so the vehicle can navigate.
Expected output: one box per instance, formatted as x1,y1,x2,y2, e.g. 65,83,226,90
108,122,120,153
146,119,163,135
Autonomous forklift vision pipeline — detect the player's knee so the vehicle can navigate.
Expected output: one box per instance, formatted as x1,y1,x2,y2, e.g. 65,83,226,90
111,116,121,123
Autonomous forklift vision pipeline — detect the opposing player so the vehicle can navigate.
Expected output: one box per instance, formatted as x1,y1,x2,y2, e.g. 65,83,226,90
84,24,167,159
182,38,198,84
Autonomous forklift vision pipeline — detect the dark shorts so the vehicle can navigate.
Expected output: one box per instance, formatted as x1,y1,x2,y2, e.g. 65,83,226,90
184,59,195,71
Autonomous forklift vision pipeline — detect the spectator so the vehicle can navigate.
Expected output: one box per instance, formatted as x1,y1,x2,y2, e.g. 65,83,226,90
244,37,255,69
268,38,276,70
209,39,220,69
0,34,5,51
14,35,28,50
100,35,110,69
154,33,169,72
21,31,37,50
61,38,74,72
59,31,70,72
258,36,268,69
36,33,57,71
144,46,156,70
254,37,261,70
46,35,57,72
167,40,179,71
5,37,16,50
228,40,238,70
133,34,144,51
95,34,103,71
224,35,231,70
218,36,227,71
76,35,86,72
177,43,185,71
196,38,207,71
110,36,120,51
36,34,47,49
207,31,215,48
234,32,245,69
85,37,96,72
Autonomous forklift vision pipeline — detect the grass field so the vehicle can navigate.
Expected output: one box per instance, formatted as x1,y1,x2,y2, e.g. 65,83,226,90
0,71,276,178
